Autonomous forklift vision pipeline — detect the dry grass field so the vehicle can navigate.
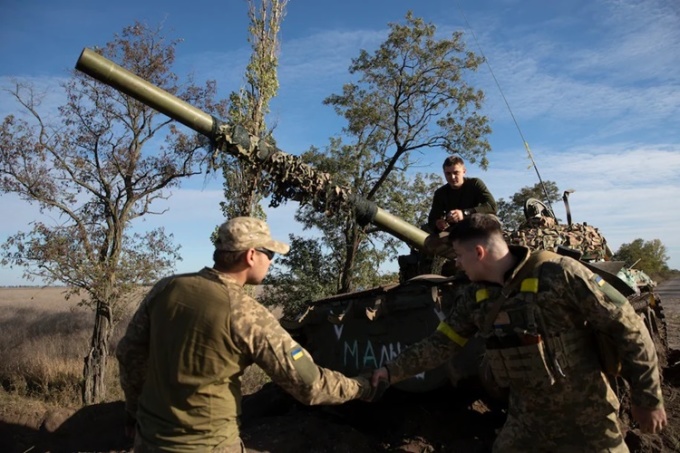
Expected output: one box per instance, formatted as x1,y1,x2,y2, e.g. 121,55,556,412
0,286,270,428
0,287,128,408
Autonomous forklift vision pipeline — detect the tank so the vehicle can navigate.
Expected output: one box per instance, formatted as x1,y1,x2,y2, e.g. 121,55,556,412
75,47,459,392
505,197,668,366
75,48,667,393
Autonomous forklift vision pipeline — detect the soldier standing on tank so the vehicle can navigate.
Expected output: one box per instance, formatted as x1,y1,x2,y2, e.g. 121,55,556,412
117,217,374,452
372,214,666,452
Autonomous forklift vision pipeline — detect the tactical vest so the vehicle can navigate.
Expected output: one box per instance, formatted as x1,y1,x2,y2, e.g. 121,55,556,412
482,251,600,388
137,271,246,451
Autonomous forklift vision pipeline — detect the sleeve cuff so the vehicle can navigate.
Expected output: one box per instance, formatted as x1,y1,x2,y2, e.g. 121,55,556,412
631,387,664,409
385,363,402,384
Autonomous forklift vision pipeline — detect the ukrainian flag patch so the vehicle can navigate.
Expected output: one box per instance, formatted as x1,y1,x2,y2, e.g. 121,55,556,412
291,347,304,361
594,275,605,287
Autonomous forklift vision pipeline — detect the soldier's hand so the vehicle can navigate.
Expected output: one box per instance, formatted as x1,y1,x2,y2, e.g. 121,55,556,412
435,218,449,231
631,405,667,434
358,371,389,403
447,209,464,223
371,367,390,387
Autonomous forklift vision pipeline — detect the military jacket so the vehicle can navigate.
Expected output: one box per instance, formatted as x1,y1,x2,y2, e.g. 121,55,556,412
387,246,663,410
117,267,367,451
427,178,497,231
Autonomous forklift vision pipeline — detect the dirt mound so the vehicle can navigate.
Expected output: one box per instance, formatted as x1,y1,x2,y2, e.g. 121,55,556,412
1,359,678,453
0,401,130,453
239,380,503,452
629,354,680,453
1,370,677,453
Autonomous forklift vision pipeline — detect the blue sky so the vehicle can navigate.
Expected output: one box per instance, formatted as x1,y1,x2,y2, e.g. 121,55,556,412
1,0,679,286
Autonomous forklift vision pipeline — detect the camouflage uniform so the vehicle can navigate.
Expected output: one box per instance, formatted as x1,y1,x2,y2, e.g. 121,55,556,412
117,218,369,452
386,246,663,453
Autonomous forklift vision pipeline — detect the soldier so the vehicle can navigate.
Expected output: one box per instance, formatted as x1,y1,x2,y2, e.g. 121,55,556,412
424,156,496,263
427,156,496,233
117,217,373,452
372,214,666,452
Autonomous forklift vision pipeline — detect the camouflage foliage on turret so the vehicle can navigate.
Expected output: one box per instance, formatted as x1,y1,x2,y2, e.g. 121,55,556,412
503,216,612,261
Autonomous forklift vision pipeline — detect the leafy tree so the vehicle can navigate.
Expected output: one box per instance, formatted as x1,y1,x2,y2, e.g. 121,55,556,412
219,0,288,219
324,12,491,180
260,235,339,317
613,238,670,278
292,137,440,295
0,23,227,403
260,135,438,312
284,12,489,295
496,180,561,230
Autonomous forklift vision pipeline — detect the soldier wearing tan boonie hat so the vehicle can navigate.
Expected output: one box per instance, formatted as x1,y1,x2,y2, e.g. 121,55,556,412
216,216,290,254
117,216,373,452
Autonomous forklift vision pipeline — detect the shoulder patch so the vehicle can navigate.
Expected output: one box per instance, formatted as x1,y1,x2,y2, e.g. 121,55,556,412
520,277,539,293
286,343,319,386
590,274,628,307
291,347,304,361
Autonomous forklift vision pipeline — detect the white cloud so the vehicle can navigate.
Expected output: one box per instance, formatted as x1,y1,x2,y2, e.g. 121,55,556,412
465,0,680,142
279,28,387,86
590,0,680,80
530,146,680,266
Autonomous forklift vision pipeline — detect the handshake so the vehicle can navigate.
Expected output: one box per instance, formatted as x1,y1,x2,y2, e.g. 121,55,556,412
359,366,391,403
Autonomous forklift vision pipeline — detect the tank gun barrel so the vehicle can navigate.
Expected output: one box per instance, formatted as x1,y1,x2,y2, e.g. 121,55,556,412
76,48,215,137
75,48,429,249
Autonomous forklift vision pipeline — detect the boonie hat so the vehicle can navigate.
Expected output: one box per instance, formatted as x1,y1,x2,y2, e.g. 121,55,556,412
216,217,290,254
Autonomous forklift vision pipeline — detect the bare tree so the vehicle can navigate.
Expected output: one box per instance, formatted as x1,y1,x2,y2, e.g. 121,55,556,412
0,23,227,403
219,0,288,219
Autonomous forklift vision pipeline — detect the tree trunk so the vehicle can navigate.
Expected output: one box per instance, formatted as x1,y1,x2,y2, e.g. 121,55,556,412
82,300,112,404
340,251,354,294
340,226,361,294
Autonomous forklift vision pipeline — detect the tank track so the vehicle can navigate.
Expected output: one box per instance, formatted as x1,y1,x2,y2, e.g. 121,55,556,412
630,290,668,367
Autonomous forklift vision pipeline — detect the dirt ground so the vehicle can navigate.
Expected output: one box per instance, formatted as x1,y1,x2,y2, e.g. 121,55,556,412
2,279,680,453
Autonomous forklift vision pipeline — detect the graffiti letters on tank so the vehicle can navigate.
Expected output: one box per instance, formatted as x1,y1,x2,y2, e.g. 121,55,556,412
333,322,427,380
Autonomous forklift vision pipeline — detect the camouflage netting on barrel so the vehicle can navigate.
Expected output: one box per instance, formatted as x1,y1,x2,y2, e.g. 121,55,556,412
503,217,612,261
214,124,354,215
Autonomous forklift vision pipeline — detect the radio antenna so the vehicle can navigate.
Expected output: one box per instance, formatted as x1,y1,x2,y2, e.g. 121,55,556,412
455,2,556,217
